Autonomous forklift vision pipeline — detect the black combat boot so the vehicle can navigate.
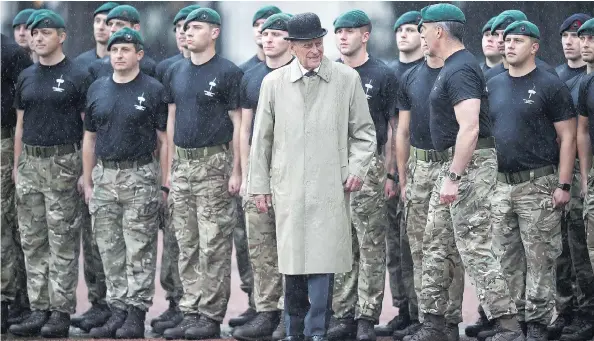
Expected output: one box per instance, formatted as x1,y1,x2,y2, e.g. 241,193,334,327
393,320,421,340
229,307,257,328
7,293,31,327
185,315,221,340
115,305,145,339
406,314,446,341
560,313,594,341
465,306,495,337
445,322,460,341
283,336,305,341
72,303,111,332
152,308,183,335
40,311,70,338
310,336,329,341
272,311,286,340
150,300,179,328
525,322,547,341
9,310,50,337
233,311,281,341
327,316,357,340
376,306,411,336
1,301,8,334
356,318,376,341
549,313,571,340
89,306,127,339
163,313,201,340
477,315,525,341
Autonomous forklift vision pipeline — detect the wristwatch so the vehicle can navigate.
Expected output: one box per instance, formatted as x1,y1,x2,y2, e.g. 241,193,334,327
447,170,462,182
557,183,571,192
387,173,399,183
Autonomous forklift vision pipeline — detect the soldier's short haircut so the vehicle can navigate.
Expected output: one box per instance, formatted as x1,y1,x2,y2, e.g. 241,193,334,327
437,21,465,42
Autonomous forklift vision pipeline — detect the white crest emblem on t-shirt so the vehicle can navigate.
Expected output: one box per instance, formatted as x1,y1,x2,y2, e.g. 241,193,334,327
523,85,536,104
364,79,373,100
52,75,65,92
135,93,146,111
204,78,217,97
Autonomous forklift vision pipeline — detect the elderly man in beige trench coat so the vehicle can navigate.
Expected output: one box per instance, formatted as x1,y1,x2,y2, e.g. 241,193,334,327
247,12,377,341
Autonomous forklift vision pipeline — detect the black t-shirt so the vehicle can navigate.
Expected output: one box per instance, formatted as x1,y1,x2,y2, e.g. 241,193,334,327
73,48,99,69
85,72,167,161
480,62,490,74
163,54,243,148
239,54,263,73
578,72,594,149
485,58,557,81
155,53,184,83
88,54,157,81
487,67,575,172
388,58,423,86
1,34,32,128
555,63,586,83
14,57,91,146
398,61,442,150
566,73,586,107
429,49,492,151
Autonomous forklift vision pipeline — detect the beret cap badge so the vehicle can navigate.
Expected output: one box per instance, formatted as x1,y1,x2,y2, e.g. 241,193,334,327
521,25,526,31
125,33,132,41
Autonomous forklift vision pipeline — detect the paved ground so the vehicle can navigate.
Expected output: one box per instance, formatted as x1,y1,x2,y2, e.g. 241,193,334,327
4,230,482,340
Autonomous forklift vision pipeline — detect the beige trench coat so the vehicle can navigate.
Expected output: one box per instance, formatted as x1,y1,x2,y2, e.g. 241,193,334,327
247,56,376,275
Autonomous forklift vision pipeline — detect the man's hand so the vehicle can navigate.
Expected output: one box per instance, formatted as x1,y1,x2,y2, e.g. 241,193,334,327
384,178,396,199
84,184,93,205
552,188,571,208
254,194,272,213
439,178,459,205
344,175,363,192
77,176,84,196
229,173,241,195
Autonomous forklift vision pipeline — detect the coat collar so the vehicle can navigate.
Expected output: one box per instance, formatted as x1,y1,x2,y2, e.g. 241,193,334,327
289,56,331,83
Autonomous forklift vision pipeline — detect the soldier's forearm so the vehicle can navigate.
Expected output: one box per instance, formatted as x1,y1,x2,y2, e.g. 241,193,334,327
558,137,577,184
158,136,168,186
82,135,96,187
450,125,478,175
577,131,592,180
396,131,410,184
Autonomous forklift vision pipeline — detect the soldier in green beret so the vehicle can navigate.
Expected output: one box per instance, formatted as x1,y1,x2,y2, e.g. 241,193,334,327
557,14,591,82
9,10,92,338
486,20,577,341
24,9,52,63
73,2,119,68
480,16,502,74
238,5,282,73
12,9,35,52
407,4,524,341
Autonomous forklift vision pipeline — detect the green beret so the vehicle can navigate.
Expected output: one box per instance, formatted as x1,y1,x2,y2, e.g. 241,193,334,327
490,10,527,33
393,11,422,32
261,13,292,32
419,3,466,29
94,2,119,17
173,5,201,27
26,9,51,29
578,18,594,37
30,11,65,31
333,10,371,33
184,8,221,30
106,5,140,24
13,9,36,28
482,17,497,34
503,20,540,40
252,5,282,25
107,27,144,51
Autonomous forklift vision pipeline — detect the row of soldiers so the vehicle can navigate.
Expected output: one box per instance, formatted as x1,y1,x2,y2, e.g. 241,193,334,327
1,2,594,341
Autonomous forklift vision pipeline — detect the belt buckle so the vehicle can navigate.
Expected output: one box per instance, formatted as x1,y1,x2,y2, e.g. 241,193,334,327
34,146,42,156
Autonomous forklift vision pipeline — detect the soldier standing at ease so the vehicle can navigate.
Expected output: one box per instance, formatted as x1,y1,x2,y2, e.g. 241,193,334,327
238,5,282,73
376,12,424,339
0,33,32,335
486,20,576,341
161,8,243,340
74,2,120,67
479,16,502,74
557,14,591,82
407,4,523,341
23,9,51,64
327,10,397,341
9,11,91,338
82,28,167,339
232,13,294,341
12,9,35,54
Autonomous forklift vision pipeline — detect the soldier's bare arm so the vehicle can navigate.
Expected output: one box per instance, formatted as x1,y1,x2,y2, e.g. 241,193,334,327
396,110,411,200
228,108,242,195
577,115,592,196
553,118,577,207
156,129,168,195
12,109,24,183
239,108,253,196
165,103,176,189
82,130,97,204
450,99,480,175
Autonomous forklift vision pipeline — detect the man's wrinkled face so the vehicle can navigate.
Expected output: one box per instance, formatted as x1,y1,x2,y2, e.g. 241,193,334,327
482,31,499,58
13,24,30,49
32,28,65,57
175,20,186,50
419,23,440,56
253,18,266,47
396,24,421,53
335,27,368,57
261,29,290,58
505,34,537,66
562,31,582,61
291,38,324,70
93,13,109,44
185,21,219,53
110,43,143,71
580,35,594,63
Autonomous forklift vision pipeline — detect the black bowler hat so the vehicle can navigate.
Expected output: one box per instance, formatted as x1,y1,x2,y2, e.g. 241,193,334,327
284,12,327,41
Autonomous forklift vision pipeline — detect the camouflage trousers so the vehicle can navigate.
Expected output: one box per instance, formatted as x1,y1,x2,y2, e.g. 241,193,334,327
80,199,107,305
333,154,387,322
244,197,284,312
556,167,594,316
386,194,417,319
491,173,562,324
1,137,28,305
405,156,464,324
171,149,236,321
160,195,184,304
584,167,594,279
420,148,517,320
16,149,82,313
234,197,255,308
88,161,160,311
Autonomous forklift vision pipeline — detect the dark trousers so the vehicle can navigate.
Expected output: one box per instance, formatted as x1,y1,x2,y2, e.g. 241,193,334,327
284,274,334,337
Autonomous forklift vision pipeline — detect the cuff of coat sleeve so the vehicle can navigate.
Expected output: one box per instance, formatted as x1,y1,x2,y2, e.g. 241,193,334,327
247,183,271,195
348,165,368,182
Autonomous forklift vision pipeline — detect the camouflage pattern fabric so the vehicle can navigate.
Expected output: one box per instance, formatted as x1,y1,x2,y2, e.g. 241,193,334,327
88,161,160,311
333,154,387,322
80,200,107,305
419,148,517,320
584,166,594,276
404,156,464,325
234,197,255,309
171,150,236,321
16,150,82,313
244,197,283,312
555,218,579,317
490,173,562,324
160,194,184,305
